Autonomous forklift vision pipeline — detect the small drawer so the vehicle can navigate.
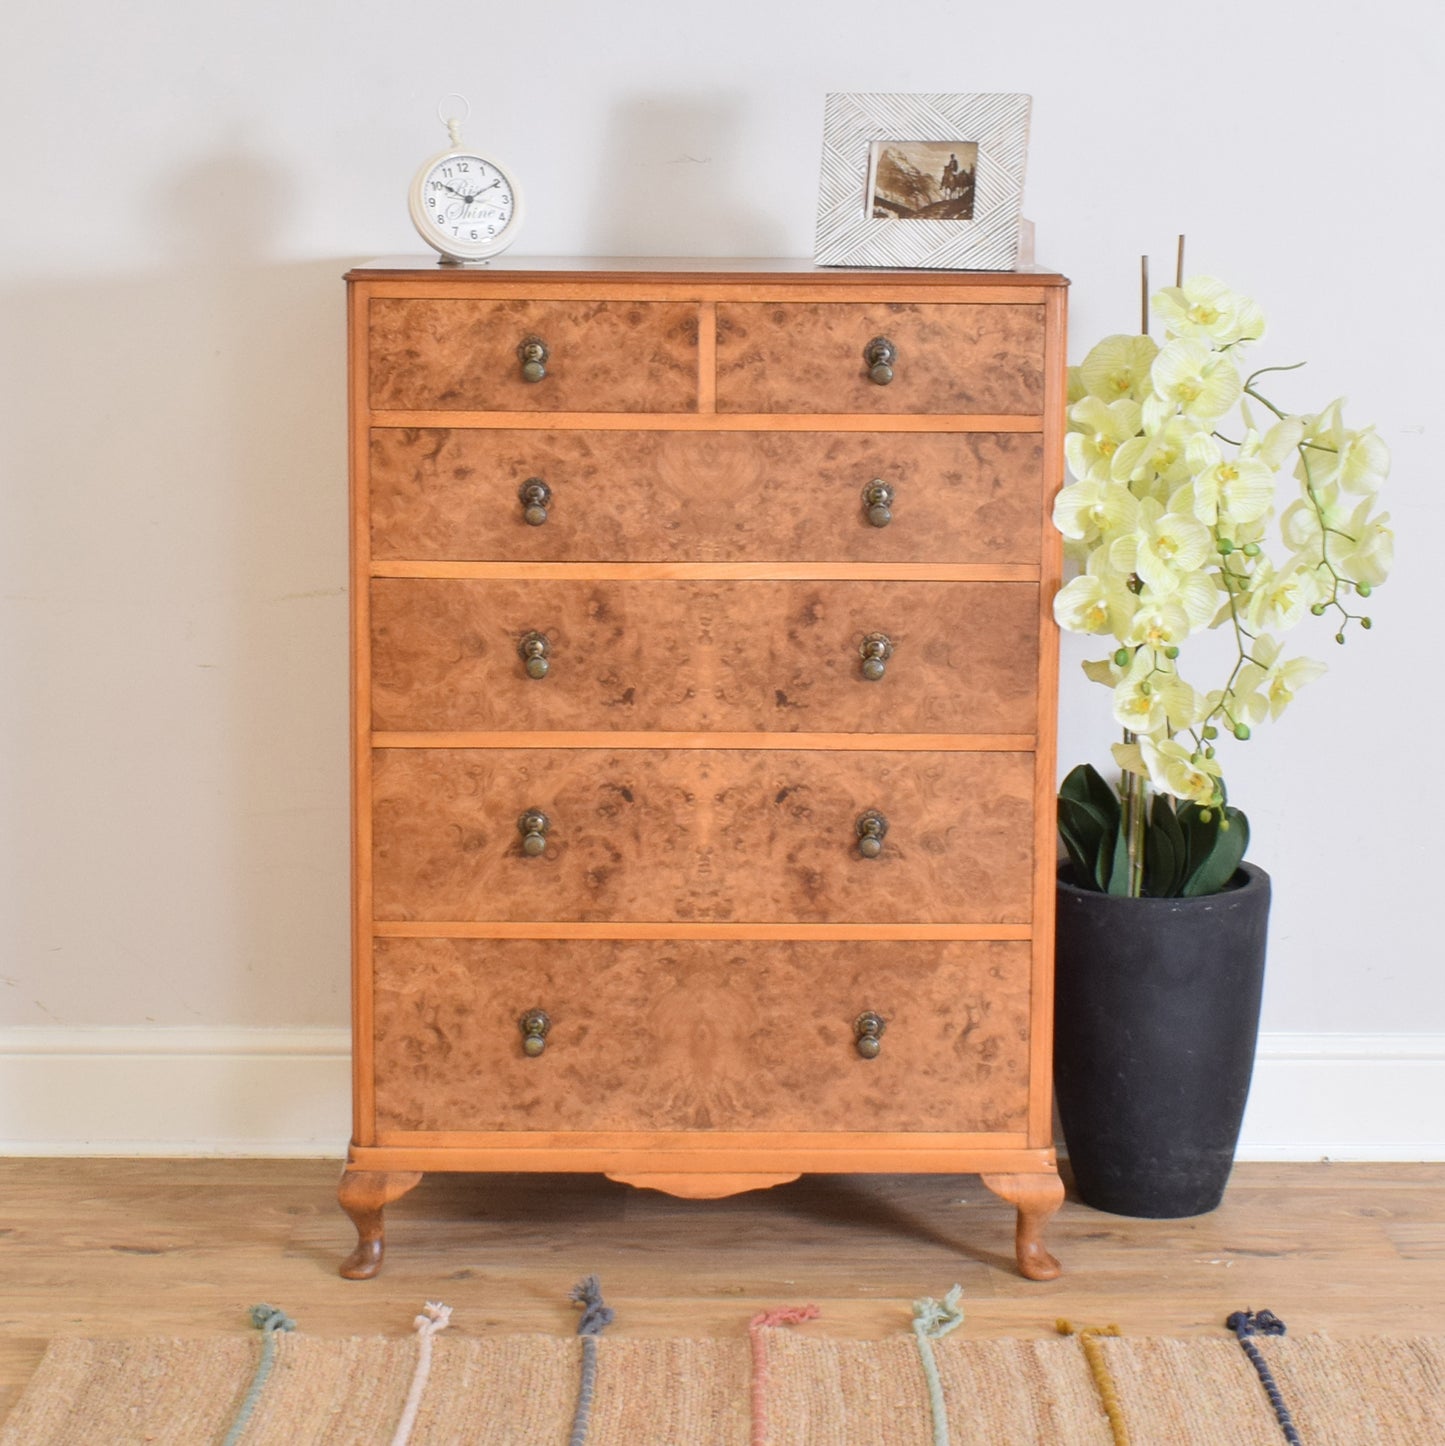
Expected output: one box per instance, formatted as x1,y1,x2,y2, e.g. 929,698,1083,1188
371,748,1034,925
368,299,699,412
368,428,1045,564
370,578,1040,735
371,937,1032,1134
715,302,1045,414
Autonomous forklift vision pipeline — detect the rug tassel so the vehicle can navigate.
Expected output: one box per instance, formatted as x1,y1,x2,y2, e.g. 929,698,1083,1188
1057,1320,1130,1446
749,1304,820,1446
568,1275,615,1446
389,1301,452,1446
1227,1310,1302,1445
220,1304,296,1446
913,1285,965,1446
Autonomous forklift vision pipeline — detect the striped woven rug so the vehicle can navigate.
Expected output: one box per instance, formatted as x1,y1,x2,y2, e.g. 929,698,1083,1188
4,1321,1443,1445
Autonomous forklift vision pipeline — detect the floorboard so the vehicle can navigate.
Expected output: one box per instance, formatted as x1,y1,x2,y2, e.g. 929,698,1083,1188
2,1159,1443,1417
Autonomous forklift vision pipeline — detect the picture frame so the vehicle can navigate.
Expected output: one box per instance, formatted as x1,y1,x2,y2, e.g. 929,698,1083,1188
814,93,1032,270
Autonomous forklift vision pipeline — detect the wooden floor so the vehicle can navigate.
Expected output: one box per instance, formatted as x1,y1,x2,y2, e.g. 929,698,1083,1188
2,1160,1443,1417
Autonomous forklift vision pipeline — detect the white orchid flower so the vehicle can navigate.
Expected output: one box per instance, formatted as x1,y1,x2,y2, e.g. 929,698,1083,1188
1109,497,1214,596
1335,500,1394,587
1295,400,1390,496
1110,650,1199,735
1144,339,1243,430
1076,334,1160,402
1152,276,1266,347
1234,636,1328,723
1138,737,1224,805
1241,558,1324,633
1184,432,1277,527
1053,474,1140,543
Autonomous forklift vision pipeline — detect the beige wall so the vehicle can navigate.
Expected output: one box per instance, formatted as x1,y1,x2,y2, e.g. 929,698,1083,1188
1,0,1440,1044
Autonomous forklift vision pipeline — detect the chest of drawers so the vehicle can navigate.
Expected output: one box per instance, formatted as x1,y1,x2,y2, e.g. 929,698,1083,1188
339,258,1068,1281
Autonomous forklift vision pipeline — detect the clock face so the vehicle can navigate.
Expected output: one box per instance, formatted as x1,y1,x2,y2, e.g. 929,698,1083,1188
413,151,520,259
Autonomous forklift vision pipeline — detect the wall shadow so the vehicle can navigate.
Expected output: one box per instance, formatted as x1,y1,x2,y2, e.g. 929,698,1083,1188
0,145,359,1030
582,94,789,257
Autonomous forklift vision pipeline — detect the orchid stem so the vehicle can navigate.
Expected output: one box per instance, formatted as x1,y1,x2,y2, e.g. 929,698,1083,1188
1122,732,1146,897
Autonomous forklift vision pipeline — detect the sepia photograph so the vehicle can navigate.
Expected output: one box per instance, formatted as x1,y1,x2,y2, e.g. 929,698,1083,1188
816,93,1030,267
868,139,978,219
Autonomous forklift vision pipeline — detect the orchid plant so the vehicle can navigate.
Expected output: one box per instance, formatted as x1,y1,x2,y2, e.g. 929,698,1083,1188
1054,273,1393,897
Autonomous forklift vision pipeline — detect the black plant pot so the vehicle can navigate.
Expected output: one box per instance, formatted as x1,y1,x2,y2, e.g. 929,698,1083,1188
1053,863,1272,1218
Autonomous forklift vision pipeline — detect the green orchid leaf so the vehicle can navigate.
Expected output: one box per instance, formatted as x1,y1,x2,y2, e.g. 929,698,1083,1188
1058,796,1111,890
1060,764,1121,836
1105,811,1132,895
1143,815,1177,897
1182,806,1251,896
1176,801,1212,885
1147,793,1188,896
1057,801,1100,886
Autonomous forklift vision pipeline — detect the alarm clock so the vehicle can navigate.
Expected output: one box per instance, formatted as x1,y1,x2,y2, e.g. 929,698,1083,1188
408,95,524,264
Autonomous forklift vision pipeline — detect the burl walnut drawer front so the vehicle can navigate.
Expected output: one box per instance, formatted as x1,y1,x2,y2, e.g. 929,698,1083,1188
371,748,1034,924
714,303,1046,415
368,299,700,412
370,578,1039,735
368,429,1045,564
371,937,1032,1135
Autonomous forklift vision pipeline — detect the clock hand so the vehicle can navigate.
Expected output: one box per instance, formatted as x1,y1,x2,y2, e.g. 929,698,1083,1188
459,178,502,203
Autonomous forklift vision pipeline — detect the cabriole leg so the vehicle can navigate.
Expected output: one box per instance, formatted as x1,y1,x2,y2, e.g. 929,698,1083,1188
981,1171,1065,1280
337,1169,423,1279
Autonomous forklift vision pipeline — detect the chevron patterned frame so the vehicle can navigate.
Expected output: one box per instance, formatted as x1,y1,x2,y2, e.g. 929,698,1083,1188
814,93,1031,270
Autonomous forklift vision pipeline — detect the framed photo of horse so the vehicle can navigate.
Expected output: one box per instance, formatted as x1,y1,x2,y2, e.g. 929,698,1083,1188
815,93,1032,270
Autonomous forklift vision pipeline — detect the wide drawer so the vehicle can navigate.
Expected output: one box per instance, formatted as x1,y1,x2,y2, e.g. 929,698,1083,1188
371,937,1032,1134
371,578,1039,734
368,428,1045,563
715,303,1046,414
367,299,699,412
371,748,1034,924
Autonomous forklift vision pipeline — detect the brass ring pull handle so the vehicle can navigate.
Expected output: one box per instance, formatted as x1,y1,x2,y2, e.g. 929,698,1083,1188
854,1011,887,1059
519,478,552,526
518,335,550,383
520,1008,551,1057
859,632,894,681
518,809,551,856
862,480,895,528
864,336,897,386
855,809,889,859
519,631,551,680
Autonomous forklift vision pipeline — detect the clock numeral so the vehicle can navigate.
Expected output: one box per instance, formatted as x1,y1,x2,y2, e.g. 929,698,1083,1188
441,166,453,179
458,162,470,172
499,194,510,205
487,225,496,235
427,196,436,207
469,229,479,240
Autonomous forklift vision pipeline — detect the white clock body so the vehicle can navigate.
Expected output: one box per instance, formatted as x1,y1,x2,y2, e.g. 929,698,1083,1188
409,146,524,262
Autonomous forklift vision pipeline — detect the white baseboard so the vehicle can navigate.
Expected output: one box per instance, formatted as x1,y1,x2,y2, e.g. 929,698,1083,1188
0,1027,351,1157
1,1027,1442,1160
1239,1033,1445,1161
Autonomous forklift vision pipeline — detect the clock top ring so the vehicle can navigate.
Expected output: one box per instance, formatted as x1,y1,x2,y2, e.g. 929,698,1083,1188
409,95,524,265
